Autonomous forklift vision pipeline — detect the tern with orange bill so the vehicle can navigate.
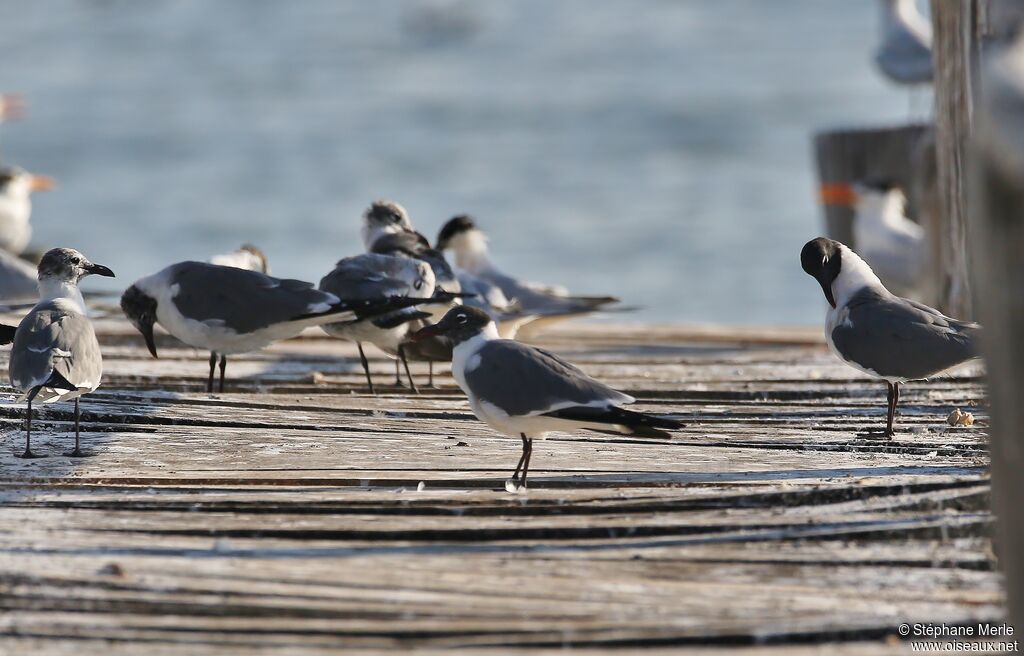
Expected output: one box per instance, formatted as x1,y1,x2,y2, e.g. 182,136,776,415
0,166,55,255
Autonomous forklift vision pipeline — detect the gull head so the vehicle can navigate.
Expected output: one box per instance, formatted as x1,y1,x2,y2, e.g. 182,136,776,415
411,306,493,345
121,285,159,358
361,200,413,248
38,247,114,284
435,213,489,254
800,237,842,308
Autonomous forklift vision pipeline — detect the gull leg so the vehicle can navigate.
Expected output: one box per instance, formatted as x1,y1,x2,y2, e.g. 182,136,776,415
219,354,227,393
892,382,901,435
66,397,86,458
428,360,435,388
398,345,419,394
885,382,896,439
357,343,376,395
520,438,534,489
207,351,217,393
17,388,44,459
511,433,529,482
394,358,403,387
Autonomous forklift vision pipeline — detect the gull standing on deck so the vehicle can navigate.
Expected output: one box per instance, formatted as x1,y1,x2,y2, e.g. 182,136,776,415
0,166,55,255
121,262,429,393
209,244,270,273
801,238,979,437
361,200,463,386
8,248,114,458
436,215,620,338
319,253,446,394
413,307,683,490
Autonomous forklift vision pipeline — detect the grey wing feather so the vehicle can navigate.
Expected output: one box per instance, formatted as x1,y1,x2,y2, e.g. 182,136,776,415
832,289,979,380
481,269,617,315
169,262,340,333
370,232,459,289
319,255,413,299
9,304,102,395
464,340,633,416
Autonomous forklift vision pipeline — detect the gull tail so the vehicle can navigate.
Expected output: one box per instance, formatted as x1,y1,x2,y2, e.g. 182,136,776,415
0,324,16,345
541,406,684,439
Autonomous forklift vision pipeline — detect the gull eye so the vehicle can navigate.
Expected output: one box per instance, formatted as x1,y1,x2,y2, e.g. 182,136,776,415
821,256,828,266
457,314,468,324
413,279,423,290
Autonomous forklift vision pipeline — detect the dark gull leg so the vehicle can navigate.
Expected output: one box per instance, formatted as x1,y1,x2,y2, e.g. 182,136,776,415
17,387,44,459
66,397,86,458
398,345,419,395
393,358,403,387
219,355,227,393
428,360,435,388
892,382,901,435
520,438,534,488
207,351,217,393
357,343,376,395
511,433,529,482
885,382,896,439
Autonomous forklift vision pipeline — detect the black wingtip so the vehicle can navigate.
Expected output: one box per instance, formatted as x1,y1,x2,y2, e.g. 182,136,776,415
0,323,16,345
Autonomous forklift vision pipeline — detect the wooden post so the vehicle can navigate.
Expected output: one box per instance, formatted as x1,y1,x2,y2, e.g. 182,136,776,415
971,31,1024,636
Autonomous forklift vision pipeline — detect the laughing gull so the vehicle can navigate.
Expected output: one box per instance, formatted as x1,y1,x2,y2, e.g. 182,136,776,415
362,200,461,298
0,166,55,255
436,215,620,337
413,307,683,490
846,180,926,296
319,253,444,394
875,0,932,85
362,200,465,385
209,244,270,273
121,261,429,393
8,248,114,458
801,237,980,437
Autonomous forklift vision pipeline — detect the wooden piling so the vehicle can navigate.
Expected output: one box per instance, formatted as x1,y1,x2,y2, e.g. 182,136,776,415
970,29,1024,637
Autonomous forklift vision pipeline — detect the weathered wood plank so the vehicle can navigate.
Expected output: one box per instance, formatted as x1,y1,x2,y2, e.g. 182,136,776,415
0,318,998,653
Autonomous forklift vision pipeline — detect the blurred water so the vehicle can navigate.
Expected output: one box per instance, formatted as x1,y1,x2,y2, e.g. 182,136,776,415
0,0,925,325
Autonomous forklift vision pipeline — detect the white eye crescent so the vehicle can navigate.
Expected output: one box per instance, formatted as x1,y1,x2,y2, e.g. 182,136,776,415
822,256,828,265
457,314,468,324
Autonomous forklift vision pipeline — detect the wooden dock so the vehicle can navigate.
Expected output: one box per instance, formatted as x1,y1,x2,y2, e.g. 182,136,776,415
0,315,999,654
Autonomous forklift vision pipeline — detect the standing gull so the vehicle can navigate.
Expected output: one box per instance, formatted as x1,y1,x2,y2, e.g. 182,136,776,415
319,253,444,394
436,215,619,337
801,237,979,437
0,166,55,255
361,200,463,385
8,248,114,458
121,262,428,393
413,307,683,490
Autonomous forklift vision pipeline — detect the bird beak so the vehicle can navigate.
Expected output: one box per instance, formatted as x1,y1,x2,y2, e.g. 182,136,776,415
816,274,836,309
85,263,116,277
410,323,444,342
819,182,857,207
140,319,158,358
28,175,56,193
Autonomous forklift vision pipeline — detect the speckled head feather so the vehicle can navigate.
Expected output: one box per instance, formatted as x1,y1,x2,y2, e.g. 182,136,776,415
37,247,115,282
